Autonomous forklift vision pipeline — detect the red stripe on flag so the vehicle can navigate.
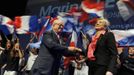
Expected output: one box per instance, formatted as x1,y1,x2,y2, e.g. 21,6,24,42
14,16,22,28
79,12,89,23
69,42,75,47
123,0,134,10
82,0,104,10
7,20,14,26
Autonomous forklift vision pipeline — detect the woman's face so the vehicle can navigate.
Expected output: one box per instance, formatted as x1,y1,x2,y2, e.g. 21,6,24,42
15,43,20,50
95,19,106,30
129,47,134,55
6,42,11,49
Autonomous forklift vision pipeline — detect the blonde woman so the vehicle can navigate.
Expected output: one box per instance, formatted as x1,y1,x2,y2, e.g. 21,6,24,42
87,18,118,75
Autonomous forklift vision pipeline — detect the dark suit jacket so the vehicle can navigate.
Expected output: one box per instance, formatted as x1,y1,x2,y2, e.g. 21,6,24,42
94,32,118,73
31,30,76,75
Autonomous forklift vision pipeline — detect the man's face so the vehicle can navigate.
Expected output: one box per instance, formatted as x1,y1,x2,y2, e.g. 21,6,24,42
53,21,64,33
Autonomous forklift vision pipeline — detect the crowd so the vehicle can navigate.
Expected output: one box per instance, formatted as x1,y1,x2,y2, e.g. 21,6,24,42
0,18,134,75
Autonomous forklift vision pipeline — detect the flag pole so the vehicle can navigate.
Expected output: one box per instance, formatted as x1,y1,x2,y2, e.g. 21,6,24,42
25,34,35,49
3,33,8,41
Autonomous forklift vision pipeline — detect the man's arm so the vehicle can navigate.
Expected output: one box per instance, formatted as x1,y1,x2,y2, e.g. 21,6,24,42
42,32,81,56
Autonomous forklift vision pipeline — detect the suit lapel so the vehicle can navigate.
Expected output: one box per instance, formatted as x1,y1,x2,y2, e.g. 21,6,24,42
51,30,60,44
96,33,105,47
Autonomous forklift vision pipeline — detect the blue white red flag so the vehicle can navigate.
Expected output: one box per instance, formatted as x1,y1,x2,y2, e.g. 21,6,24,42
0,15,14,35
14,16,39,34
38,17,51,41
81,0,104,17
111,29,134,46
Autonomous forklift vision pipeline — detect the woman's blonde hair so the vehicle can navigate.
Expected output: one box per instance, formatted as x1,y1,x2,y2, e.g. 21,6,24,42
97,18,110,27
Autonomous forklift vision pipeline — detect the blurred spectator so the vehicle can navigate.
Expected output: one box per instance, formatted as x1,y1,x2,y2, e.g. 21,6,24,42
3,42,23,75
22,47,38,75
117,47,134,75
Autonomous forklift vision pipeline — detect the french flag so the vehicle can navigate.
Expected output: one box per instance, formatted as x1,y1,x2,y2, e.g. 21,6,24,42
81,0,104,17
0,15,14,35
77,31,90,55
69,30,78,47
111,29,134,46
38,16,51,41
82,24,96,38
62,20,74,33
61,15,81,33
116,0,134,21
123,0,134,10
39,16,52,32
14,16,39,34
64,30,78,69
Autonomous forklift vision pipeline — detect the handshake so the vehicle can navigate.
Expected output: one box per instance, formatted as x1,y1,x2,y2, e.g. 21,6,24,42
68,46,82,52
68,46,87,62
64,47,87,69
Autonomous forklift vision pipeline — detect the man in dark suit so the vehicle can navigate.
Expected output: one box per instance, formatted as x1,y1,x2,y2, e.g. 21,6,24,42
31,18,81,75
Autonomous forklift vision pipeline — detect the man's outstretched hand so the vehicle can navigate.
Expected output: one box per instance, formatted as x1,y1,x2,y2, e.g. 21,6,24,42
68,47,82,52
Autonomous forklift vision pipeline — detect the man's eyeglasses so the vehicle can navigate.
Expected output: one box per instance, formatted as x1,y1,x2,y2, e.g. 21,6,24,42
59,24,64,27
55,23,64,27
